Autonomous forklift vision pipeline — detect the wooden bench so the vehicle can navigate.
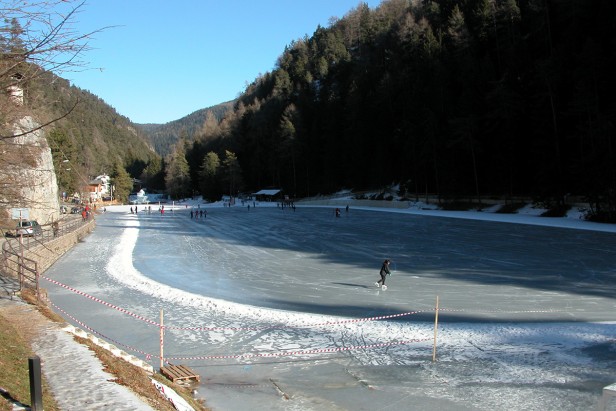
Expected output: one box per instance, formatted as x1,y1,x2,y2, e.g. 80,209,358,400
160,364,200,383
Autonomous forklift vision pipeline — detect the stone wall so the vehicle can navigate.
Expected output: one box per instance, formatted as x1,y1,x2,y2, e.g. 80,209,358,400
32,220,96,274
3,219,95,280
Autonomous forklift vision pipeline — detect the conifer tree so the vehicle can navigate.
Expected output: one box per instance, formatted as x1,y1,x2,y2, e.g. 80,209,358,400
221,150,243,198
111,162,133,204
165,141,192,199
199,151,221,201
48,128,78,197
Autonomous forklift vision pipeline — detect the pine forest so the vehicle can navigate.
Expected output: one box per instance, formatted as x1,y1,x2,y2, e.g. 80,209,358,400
175,0,616,221
4,0,616,223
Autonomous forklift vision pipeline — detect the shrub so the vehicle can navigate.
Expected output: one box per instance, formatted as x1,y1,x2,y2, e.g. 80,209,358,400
540,204,571,217
496,202,526,214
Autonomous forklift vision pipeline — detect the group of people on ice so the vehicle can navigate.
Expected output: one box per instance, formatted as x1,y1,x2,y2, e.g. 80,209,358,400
190,208,207,219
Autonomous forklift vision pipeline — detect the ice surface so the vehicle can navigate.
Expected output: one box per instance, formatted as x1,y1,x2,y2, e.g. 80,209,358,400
43,202,616,410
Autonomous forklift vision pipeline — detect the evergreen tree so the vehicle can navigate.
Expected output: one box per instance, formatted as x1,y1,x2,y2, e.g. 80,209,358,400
221,150,243,198
180,0,616,221
165,141,192,199
199,151,221,201
278,104,299,196
199,111,221,139
140,157,165,191
111,162,133,204
48,128,78,197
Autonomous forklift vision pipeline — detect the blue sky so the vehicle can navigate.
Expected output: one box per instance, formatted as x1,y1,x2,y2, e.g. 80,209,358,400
63,1,382,124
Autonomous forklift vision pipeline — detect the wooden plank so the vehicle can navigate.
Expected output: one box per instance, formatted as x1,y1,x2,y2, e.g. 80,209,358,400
160,366,180,381
160,365,200,383
177,365,200,381
161,368,183,382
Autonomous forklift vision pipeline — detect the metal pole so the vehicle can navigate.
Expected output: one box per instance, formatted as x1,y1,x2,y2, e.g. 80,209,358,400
19,234,24,286
29,356,43,410
19,210,24,291
160,309,164,369
35,263,40,303
432,295,439,362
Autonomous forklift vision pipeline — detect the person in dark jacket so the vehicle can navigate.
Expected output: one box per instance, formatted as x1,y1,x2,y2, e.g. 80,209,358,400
375,259,391,289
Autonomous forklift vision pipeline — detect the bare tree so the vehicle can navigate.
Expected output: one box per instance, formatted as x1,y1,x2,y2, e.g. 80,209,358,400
0,1,107,232
0,0,109,138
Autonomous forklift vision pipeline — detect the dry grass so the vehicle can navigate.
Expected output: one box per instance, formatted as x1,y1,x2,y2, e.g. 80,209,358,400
21,288,64,323
74,336,209,411
3,288,210,411
0,303,60,410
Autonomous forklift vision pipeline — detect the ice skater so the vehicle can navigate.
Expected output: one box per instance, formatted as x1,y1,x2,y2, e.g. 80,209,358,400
375,259,391,290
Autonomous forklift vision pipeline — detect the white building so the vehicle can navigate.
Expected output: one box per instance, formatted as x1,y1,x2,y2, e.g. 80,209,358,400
86,174,111,202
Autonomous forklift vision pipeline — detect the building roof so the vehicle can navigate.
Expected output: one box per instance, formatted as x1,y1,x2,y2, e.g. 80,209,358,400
253,189,281,196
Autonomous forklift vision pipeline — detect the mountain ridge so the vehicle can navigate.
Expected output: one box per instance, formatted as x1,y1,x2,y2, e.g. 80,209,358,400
136,101,234,157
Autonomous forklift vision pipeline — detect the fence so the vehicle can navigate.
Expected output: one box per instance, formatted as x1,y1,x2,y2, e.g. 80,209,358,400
42,273,436,367
1,216,96,298
37,275,571,368
4,216,90,251
1,249,40,301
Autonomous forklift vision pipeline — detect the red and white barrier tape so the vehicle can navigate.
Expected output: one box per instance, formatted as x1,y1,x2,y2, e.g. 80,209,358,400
438,308,560,314
49,301,155,359
165,309,428,331
43,275,560,336
42,275,161,327
165,337,433,362
50,299,432,364
42,276,428,331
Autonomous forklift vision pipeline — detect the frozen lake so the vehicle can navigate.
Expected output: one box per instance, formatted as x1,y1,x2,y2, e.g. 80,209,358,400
43,203,616,410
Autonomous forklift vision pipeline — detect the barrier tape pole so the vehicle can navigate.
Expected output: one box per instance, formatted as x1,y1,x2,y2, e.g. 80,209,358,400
133,306,561,332
160,309,164,369
42,275,561,334
42,275,428,331
46,293,574,369
432,295,439,362
50,300,430,364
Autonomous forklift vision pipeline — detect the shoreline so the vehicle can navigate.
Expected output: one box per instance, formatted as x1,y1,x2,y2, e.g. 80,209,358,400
2,204,612,411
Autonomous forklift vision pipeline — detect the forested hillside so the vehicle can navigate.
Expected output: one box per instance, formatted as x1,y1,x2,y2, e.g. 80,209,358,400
176,0,615,221
138,101,233,156
28,71,164,199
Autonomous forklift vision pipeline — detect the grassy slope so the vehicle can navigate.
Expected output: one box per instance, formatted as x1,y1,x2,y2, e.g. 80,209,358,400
0,290,208,411
0,309,60,410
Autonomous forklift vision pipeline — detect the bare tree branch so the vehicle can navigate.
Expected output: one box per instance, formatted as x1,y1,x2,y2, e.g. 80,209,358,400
0,97,79,140
0,1,109,227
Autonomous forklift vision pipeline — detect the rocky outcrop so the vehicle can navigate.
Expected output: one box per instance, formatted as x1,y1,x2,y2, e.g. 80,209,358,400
0,116,60,227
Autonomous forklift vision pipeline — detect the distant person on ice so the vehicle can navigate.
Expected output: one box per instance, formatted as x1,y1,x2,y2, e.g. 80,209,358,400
375,259,391,289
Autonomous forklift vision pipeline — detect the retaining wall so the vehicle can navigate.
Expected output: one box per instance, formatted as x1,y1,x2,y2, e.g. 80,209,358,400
35,220,96,273
3,219,96,277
